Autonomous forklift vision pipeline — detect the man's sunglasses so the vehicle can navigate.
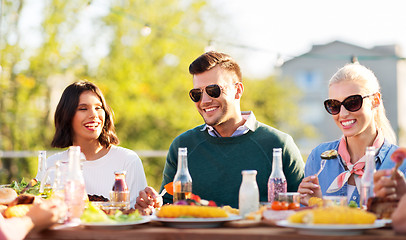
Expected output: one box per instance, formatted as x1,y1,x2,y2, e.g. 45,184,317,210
324,94,374,115
189,84,222,102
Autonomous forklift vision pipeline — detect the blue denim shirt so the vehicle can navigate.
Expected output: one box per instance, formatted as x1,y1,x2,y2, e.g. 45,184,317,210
305,139,405,205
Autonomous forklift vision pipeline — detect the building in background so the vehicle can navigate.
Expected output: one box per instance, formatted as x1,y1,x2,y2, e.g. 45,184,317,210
279,40,406,152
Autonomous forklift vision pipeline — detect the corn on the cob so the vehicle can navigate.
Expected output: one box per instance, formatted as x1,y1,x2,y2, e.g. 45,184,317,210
4,204,32,218
308,197,323,207
157,205,228,218
288,206,376,224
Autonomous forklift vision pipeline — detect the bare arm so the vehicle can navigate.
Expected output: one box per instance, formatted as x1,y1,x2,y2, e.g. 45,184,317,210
0,198,66,240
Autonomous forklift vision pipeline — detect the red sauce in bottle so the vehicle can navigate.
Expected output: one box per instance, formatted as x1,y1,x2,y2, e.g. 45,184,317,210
112,171,128,192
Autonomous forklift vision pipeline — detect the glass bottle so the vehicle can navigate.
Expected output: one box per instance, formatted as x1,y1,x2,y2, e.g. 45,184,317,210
36,151,47,182
110,171,130,209
239,170,259,218
64,146,86,225
173,147,192,203
360,146,376,209
268,148,287,202
112,171,129,192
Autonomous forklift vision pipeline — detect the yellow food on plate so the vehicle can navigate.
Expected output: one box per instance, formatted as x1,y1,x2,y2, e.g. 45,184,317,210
308,197,323,207
244,205,268,220
157,205,228,218
222,205,239,215
4,204,32,218
288,206,376,224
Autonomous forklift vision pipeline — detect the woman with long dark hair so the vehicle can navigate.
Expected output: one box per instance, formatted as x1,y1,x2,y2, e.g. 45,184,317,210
45,81,147,207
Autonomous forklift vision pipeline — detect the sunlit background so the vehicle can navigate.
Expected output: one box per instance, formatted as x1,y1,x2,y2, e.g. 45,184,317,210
1,0,405,190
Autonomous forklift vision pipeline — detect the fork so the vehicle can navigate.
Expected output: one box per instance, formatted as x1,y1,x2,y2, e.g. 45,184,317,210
315,159,327,177
159,189,167,197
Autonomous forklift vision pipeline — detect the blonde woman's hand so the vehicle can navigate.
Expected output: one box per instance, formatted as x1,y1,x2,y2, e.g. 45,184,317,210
298,175,322,206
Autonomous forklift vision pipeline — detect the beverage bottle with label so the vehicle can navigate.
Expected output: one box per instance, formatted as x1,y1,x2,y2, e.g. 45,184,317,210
239,170,259,217
64,146,86,225
173,147,192,203
110,171,130,209
360,146,376,209
268,148,287,202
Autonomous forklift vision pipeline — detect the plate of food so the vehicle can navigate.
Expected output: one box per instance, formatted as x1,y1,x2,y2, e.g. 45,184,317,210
152,215,241,228
152,204,241,228
276,219,386,236
81,217,151,229
277,205,386,235
80,202,150,229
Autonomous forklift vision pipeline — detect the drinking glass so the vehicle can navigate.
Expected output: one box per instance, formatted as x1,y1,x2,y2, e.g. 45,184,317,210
323,196,347,206
277,192,300,204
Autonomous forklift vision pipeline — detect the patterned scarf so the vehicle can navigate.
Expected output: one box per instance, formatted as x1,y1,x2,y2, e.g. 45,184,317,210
326,132,383,193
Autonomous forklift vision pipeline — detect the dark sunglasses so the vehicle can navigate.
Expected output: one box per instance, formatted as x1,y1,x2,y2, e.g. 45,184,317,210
189,84,222,102
324,94,374,115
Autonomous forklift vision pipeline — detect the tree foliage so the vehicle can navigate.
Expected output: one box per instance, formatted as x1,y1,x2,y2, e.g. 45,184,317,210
0,0,313,189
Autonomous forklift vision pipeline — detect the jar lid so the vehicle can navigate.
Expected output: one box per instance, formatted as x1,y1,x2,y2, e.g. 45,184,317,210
241,170,257,175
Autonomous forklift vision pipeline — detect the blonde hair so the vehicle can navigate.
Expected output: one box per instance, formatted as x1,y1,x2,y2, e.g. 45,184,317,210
329,63,397,145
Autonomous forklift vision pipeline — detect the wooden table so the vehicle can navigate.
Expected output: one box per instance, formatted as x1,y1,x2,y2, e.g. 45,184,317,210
26,221,405,240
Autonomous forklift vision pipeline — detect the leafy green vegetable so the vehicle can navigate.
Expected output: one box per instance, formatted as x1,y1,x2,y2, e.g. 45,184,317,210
348,200,358,208
110,210,142,222
9,178,47,197
81,202,142,223
81,202,114,223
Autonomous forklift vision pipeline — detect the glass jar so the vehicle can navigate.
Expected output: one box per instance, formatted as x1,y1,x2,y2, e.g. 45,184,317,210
239,170,259,218
110,171,130,210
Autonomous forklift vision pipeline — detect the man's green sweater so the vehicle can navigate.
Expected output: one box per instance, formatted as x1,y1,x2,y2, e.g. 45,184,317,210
160,117,304,209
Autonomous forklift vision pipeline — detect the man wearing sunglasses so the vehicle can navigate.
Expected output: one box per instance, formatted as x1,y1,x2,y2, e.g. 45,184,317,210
135,51,304,214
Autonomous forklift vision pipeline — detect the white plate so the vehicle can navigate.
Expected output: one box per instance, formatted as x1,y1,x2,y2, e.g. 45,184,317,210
276,219,386,236
151,215,242,228
81,217,150,229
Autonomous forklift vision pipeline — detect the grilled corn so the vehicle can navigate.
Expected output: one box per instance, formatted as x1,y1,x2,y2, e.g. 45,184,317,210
288,206,376,224
157,205,228,218
308,197,323,207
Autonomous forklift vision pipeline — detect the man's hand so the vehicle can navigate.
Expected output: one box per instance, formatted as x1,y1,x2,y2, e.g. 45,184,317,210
134,187,163,215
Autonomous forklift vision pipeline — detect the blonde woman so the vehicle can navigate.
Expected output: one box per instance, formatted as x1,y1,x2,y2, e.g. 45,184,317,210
298,63,405,206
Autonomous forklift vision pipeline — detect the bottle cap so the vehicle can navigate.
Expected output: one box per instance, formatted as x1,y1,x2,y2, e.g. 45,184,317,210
242,170,257,175
178,147,187,155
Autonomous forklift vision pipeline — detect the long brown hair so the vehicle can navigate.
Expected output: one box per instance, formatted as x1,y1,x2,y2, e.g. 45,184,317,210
51,81,119,148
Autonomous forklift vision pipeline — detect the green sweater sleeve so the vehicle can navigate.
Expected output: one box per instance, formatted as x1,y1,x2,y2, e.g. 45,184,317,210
160,142,178,204
281,134,305,192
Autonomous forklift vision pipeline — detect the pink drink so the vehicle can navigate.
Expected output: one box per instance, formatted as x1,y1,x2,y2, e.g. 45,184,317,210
268,177,287,202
